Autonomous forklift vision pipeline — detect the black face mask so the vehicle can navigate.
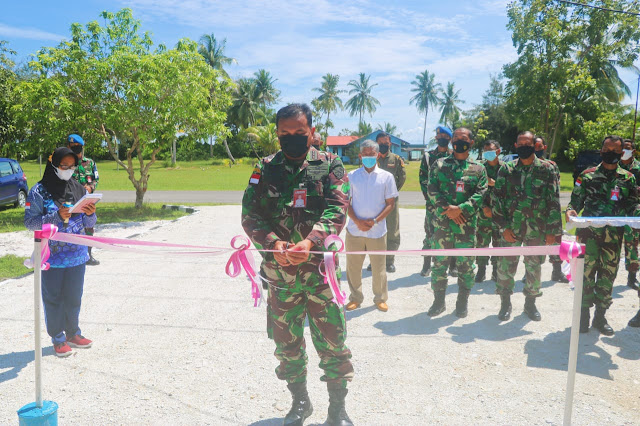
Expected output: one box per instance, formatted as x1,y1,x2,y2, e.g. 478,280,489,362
69,145,83,155
279,134,309,159
437,138,450,148
601,150,622,165
452,140,470,153
535,150,545,159
378,144,389,154
516,145,535,160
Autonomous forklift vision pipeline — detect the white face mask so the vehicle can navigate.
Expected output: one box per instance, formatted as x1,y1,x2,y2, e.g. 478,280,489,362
54,166,75,181
622,149,634,161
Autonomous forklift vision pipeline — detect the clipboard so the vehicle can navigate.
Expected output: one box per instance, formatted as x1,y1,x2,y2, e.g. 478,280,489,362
68,193,103,213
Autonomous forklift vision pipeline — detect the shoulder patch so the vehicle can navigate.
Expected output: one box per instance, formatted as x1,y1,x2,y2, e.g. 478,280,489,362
575,177,582,186
249,165,261,185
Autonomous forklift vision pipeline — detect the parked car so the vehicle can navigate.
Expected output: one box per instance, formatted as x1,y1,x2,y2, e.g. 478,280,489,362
572,150,601,182
0,158,29,208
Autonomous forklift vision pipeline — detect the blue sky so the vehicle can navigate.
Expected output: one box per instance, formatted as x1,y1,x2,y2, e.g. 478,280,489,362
2,0,639,144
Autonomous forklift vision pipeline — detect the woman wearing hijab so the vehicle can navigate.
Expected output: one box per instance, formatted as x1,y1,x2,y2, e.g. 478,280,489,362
24,147,98,357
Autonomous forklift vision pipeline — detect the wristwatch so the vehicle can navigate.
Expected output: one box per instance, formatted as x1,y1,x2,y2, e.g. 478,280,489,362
374,218,379,225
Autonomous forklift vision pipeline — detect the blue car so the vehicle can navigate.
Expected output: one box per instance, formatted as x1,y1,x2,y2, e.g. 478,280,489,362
0,158,29,208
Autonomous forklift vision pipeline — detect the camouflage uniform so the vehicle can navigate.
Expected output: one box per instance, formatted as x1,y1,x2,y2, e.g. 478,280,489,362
427,155,488,291
241,147,354,386
567,164,640,309
542,158,564,266
620,159,640,273
377,152,406,265
72,156,99,238
420,148,452,250
476,159,503,270
492,157,561,297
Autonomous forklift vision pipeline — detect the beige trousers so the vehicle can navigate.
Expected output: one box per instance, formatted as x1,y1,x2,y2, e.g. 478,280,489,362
345,230,388,304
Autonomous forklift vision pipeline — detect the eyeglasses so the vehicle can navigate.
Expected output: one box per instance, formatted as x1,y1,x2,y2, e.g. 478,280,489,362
58,165,77,171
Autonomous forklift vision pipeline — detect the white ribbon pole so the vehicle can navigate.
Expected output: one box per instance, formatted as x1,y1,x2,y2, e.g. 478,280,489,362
564,255,585,426
33,237,43,408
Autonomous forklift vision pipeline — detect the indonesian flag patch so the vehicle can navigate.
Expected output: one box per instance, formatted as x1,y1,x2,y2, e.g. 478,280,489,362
25,202,30,210
249,166,261,185
575,177,582,187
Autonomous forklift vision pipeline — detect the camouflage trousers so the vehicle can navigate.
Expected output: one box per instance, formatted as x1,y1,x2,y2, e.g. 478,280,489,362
422,204,434,250
475,215,501,269
263,260,354,386
496,227,544,297
431,227,476,291
578,226,624,309
623,225,639,273
385,198,400,265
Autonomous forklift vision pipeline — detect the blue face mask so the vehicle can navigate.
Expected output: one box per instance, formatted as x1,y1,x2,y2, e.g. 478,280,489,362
482,150,497,161
362,156,377,168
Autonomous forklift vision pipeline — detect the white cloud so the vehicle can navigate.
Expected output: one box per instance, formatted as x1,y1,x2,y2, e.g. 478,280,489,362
0,23,65,41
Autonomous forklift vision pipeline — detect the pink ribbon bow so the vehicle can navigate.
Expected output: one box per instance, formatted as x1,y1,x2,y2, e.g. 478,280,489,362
226,236,264,307
558,241,586,282
24,224,58,271
319,235,347,306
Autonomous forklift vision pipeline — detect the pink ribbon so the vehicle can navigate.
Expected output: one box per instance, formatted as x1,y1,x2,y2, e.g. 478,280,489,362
319,235,347,306
225,236,264,307
558,241,586,282
24,224,59,270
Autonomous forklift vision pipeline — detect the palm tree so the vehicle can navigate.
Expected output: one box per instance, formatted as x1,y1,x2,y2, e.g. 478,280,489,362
439,82,464,127
198,33,237,78
410,70,442,146
228,78,260,129
376,122,399,136
247,122,279,156
253,69,280,108
345,73,380,124
313,74,345,138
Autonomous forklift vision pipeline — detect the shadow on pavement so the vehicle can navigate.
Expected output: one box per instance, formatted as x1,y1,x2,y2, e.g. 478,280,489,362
0,347,55,384
388,273,428,291
345,305,377,320
373,311,458,336
601,327,640,361
446,313,533,344
523,328,618,380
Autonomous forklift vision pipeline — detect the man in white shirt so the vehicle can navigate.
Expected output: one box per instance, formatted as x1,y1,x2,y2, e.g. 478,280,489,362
345,140,399,312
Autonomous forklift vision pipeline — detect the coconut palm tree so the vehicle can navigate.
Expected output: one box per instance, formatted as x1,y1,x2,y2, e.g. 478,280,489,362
198,33,237,79
313,74,345,137
247,122,279,156
410,70,442,146
439,82,464,127
345,73,380,124
253,69,280,108
376,122,399,136
228,78,260,129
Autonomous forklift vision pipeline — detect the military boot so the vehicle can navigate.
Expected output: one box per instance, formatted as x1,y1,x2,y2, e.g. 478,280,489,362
284,382,313,426
579,307,590,333
629,309,640,328
475,265,486,283
498,294,512,321
326,384,353,426
592,307,614,336
448,258,458,277
627,272,639,290
491,264,498,282
427,290,446,317
455,287,470,318
524,296,541,321
551,263,569,283
420,256,431,277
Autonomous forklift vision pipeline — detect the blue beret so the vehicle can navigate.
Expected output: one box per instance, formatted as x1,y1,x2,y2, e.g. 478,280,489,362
67,134,84,146
435,126,452,138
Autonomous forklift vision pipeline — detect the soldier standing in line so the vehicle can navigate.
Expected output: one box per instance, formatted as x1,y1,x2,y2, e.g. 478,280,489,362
67,134,100,266
619,138,640,290
427,127,487,318
241,103,354,426
532,136,569,283
365,131,406,273
567,135,640,336
492,131,561,322
475,140,503,283
419,125,456,277
312,132,324,150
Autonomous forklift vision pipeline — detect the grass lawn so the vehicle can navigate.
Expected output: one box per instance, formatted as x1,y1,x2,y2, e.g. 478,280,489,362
0,254,31,281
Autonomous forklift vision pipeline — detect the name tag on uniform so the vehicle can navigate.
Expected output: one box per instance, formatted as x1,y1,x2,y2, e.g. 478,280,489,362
87,176,92,183
611,186,620,201
293,189,307,208
456,180,465,193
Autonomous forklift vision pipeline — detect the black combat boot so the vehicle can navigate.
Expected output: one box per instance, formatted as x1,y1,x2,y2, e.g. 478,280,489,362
475,265,486,283
629,309,640,327
326,383,353,426
579,307,590,333
283,382,313,426
420,257,431,277
592,307,614,336
498,294,512,321
551,263,569,283
449,258,458,277
86,247,100,266
455,287,470,318
627,272,638,290
427,290,446,317
524,296,541,321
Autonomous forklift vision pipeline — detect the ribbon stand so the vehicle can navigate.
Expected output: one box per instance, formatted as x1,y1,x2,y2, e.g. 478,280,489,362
563,254,585,426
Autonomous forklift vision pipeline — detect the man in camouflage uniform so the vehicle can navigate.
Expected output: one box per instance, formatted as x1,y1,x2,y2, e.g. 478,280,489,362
492,131,561,322
475,140,503,283
619,138,640,290
567,135,640,336
241,104,353,426
371,131,406,272
427,127,487,318
419,125,455,277
532,136,569,283
67,134,100,266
